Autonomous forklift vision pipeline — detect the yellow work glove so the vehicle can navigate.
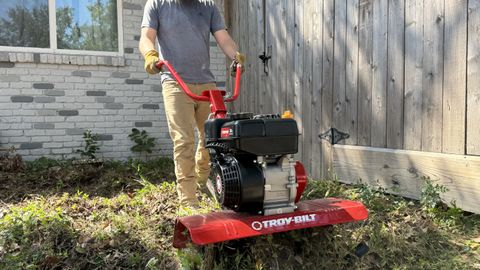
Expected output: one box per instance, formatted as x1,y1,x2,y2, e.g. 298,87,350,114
230,52,246,77
143,49,161,75
235,52,246,65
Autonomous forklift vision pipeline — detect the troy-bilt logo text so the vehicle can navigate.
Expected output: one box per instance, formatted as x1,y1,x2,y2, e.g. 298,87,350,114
251,214,317,231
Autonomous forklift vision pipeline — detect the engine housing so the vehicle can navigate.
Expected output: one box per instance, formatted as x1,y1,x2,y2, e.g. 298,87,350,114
206,113,305,216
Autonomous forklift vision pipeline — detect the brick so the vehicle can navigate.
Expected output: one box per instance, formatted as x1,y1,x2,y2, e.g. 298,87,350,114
142,104,160,110
34,123,55,129
105,57,114,66
44,142,63,148
45,90,65,96
65,77,84,83
20,142,43,150
151,84,162,92
0,62,14,68
66,128,85,135
33,53,41,63
0,75,20,82
112,72,130,78
34,97,56,103
125,79,143,84
52,148,72,154
33,83,54,89
123,2,142,10
11,96,34,103
71,69,93,77
104,103,124,109
0,52,9,62
98,134,113,141
96,96,115,103
124,48,134,54
86,90,106,96
135,122,153,128
37,109,57,116
58,110,79,116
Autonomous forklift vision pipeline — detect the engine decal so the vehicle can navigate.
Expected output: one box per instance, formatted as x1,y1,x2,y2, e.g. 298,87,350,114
250,214,317,231
220,127,233,138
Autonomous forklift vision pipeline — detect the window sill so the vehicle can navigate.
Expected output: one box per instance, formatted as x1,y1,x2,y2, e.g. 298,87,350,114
0,51,125,67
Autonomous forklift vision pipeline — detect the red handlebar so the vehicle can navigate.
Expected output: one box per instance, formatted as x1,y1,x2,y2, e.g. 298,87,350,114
155,60,242,103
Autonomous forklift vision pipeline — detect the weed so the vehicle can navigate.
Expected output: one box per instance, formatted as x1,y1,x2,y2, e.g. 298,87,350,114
129,128,156,160
420,177,448,210
76,130,100,159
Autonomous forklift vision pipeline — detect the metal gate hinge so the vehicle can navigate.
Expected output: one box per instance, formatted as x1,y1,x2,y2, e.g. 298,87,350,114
258,45,272,75
319,128,350,145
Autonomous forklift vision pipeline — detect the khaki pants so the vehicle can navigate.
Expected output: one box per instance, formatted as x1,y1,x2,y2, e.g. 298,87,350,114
162,80,215,205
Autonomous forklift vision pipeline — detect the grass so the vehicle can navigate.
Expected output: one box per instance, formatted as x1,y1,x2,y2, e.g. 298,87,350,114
0,154,479,269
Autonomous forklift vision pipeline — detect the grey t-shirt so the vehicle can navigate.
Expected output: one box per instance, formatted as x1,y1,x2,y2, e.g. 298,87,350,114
141,0,226,83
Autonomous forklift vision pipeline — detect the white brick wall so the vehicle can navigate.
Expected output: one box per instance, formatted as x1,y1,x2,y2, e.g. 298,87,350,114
0,0,227,160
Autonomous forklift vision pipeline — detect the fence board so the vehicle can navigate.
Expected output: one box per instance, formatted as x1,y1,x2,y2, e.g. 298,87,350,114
311,0,324,179
321,0,335,177
442,0,467,155
278,0,288,112
404,0,424,151
422,0,444,153
468,0,480,155
255,0,265,114
333,145,480,214
294,0,305,161
267,0,280,114
357,0,374,146
387,0,405,149
345,0,359,145
333,0,347,139
285,0,295,112
371,0,388,148
302,0,314,173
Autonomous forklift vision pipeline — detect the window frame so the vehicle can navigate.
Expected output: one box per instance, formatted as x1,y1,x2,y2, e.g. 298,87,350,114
0,0,124,57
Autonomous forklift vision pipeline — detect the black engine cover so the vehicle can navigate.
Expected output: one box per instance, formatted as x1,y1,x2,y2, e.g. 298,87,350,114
210,155,264,213
205,116,299,156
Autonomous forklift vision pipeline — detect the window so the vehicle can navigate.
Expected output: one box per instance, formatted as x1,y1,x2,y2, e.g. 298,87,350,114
0,0,122,55
0,0,50,48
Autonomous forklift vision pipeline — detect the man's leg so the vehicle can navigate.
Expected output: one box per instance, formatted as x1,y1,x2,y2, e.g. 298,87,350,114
192,83,216,186
162,81,198,206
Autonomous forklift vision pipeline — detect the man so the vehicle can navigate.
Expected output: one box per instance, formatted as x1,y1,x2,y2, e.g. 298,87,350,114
139,0,244,207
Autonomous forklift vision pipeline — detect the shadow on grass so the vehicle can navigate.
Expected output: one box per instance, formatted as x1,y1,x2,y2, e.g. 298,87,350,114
0,156,176,204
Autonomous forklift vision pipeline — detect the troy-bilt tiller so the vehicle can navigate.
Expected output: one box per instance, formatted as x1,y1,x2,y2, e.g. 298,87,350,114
155,61,368,249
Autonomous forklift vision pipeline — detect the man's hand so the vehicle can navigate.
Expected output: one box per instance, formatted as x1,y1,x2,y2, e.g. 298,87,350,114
230,52,246,77
143,49,161,75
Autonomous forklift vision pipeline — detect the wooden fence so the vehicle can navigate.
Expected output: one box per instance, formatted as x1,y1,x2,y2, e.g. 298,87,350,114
225,0,480,213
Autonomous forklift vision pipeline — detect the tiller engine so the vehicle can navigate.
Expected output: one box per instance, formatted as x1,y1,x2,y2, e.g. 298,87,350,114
156,61,368,248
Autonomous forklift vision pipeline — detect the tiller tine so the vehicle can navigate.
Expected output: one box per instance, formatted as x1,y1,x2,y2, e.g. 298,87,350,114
173,198,368,248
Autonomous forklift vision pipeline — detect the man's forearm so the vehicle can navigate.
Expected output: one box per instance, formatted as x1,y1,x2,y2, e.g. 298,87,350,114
214,30,239,60
139,28,158,57
219,38,239,60
139,37,156,56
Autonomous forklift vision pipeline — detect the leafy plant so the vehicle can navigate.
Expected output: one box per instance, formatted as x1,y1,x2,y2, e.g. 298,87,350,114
128,128,155,160
76,130,100,159
420,177,448,210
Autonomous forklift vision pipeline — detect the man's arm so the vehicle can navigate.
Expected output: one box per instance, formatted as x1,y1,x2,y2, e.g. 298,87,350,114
139,27,161,74
213,29,239,61
139,27,157,56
